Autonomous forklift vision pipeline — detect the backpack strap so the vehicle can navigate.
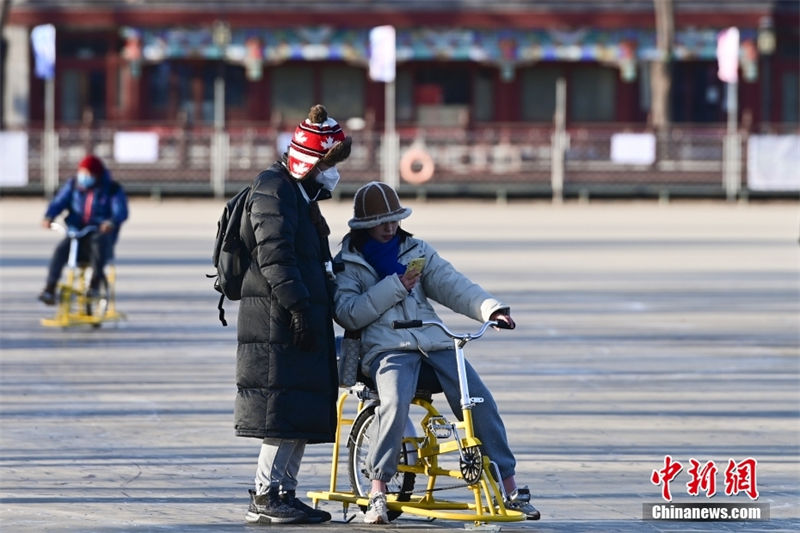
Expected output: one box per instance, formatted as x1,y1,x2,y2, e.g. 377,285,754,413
240,183,256,252
217,293,227,327
215,245,259,327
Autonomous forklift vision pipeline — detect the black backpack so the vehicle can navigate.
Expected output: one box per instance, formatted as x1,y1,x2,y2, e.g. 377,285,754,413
210,185,254,326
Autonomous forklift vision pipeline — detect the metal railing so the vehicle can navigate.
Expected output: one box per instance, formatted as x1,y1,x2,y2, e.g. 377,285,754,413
3,123,797,200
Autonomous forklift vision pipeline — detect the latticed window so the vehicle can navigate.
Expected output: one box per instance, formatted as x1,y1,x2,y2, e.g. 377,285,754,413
270,65,315,122
321,65,364,121
521,64,617,122
270,64,364,122
521,66,560,122
569,65,616,122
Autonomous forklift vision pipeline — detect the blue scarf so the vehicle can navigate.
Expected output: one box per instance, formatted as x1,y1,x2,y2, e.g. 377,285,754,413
362,235,406,279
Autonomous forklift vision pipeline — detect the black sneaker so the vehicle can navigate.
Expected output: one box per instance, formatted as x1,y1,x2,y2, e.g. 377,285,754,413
245,488,308,524
505,485,541,520
38,286,56,306
280,490,331,523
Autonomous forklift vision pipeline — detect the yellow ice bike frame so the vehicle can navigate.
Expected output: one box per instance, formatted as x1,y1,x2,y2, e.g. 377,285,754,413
41,223,124,328
308,319,524,525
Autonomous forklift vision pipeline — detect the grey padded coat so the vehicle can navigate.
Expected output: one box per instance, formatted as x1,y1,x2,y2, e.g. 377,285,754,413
333,235,507,374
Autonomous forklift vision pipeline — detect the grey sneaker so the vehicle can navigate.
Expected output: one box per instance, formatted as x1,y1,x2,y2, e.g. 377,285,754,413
363,491,389,524
245,488,308,524
505,485,540,520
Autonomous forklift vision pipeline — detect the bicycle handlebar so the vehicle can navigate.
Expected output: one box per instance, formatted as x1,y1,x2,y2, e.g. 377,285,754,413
392,319,423,329
49,222,98,239
392,318,508,342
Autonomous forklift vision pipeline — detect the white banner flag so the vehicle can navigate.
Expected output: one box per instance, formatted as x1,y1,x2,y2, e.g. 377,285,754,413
31,24,56,80
717,27,739,83
369,26,396,83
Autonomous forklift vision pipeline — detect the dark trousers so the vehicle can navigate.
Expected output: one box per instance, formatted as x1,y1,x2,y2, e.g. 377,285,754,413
46,232,115,287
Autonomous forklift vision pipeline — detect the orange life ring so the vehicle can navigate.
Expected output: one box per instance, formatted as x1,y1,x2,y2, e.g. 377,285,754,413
400,147,435,184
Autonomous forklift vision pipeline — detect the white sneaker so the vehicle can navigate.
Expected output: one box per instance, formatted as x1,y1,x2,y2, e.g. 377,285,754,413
363,491,389,524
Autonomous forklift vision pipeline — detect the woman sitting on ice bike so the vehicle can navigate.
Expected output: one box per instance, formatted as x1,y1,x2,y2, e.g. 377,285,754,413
333,182,540,524
38,155,128,305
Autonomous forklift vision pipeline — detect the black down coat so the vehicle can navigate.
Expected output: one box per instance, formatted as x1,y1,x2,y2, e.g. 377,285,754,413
234,162,338,443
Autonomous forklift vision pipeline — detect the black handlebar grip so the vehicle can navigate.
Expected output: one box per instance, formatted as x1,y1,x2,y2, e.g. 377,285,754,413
494,319,514,330
392,320,423,329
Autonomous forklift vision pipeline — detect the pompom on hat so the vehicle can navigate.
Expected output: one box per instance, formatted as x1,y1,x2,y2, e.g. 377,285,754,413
286,104,352,180
78,155,105,177
348,181,412,229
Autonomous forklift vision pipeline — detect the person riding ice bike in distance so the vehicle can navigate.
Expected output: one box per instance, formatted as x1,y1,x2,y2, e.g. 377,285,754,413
38,155,128,305
333,181,541,524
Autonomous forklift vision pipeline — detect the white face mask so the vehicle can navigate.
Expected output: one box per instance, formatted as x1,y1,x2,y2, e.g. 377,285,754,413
315,166,340,192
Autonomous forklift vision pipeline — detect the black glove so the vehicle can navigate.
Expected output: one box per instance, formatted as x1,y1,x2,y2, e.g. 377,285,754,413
290,309,316,352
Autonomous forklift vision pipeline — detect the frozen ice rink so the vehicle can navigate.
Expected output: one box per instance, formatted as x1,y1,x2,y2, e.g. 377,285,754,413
1,197,798,532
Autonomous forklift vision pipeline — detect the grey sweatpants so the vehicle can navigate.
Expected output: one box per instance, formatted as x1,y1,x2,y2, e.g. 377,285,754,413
254,437,307,494
365,349,516,483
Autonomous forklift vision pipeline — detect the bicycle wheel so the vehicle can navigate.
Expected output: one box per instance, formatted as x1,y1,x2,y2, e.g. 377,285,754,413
347,403,415,521
85,277,109,326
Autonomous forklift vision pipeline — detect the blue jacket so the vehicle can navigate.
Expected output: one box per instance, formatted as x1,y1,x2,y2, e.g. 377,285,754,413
45,170,128,234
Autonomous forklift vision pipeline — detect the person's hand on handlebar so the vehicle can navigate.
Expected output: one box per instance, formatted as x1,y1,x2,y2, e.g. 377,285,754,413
100,220,115,234
41,218,52,230
490,310,515,330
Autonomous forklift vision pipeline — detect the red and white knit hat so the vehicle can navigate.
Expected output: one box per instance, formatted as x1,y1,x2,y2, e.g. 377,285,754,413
286,105,351,180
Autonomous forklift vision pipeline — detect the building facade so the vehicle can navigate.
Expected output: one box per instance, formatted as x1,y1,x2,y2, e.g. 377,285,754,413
2,0,798,196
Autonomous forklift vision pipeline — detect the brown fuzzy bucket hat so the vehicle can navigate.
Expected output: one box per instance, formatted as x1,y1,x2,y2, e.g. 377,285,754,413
348,181,412,229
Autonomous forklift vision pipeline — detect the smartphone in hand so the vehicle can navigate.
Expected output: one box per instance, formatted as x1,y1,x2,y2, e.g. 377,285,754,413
405,257,426,276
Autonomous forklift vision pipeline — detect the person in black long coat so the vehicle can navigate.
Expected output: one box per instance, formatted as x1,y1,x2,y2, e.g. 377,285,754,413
236,105,351,525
